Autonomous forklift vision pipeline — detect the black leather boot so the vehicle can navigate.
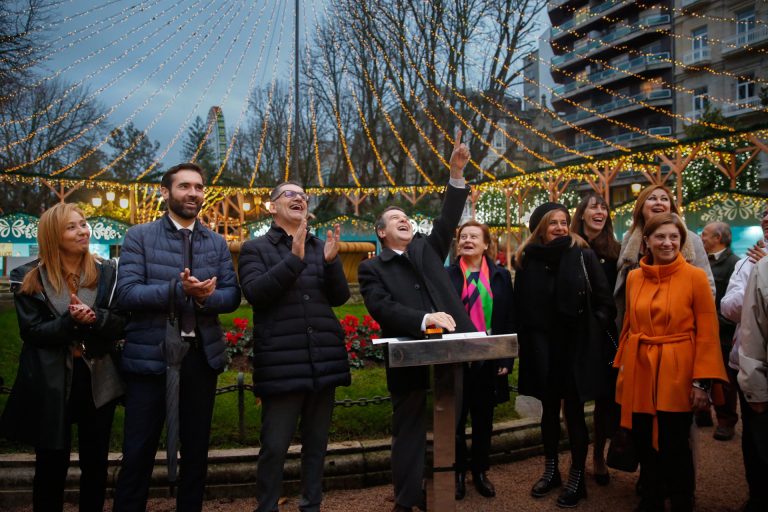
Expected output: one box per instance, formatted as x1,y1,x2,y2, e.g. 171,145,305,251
455,472,466,500
556,467,587,508
472,471,496,498
531,457,561,498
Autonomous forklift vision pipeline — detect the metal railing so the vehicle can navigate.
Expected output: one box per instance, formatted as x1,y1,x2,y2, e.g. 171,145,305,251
552,89,671,127
553,52,671,97
722,26,768,55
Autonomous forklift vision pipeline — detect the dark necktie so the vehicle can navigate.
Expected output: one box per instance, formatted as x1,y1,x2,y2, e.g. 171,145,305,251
179,228,196,334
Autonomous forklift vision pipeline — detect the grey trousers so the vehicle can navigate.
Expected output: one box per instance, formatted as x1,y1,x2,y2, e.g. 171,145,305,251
255,387,336,512
391,389,427,508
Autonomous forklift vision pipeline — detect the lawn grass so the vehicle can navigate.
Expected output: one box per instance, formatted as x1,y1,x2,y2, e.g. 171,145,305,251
0,303,519,452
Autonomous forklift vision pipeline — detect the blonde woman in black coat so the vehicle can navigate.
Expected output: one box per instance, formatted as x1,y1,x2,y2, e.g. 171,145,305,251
0,203,124,512
514,202,616,508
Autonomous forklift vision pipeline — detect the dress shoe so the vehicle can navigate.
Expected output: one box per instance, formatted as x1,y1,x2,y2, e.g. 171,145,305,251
556,467,587,508
531,457,562,497
713,425,735,441
455,472,466,500
472,471,496,498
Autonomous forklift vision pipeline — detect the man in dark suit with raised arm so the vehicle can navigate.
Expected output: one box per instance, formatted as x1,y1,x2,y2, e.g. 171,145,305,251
358,131,474,512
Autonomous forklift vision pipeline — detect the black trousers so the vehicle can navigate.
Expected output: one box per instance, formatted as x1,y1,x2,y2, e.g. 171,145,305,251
455,364,495,473
540,373,589,470
390,389,427,509
113,346,218,512
631,411,694,512
33,357,116,512
738,389,768,509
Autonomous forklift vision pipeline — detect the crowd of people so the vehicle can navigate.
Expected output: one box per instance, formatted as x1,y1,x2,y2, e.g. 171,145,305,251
1,139,767,512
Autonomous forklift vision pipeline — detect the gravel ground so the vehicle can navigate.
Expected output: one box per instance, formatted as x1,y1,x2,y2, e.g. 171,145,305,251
6,422,749,512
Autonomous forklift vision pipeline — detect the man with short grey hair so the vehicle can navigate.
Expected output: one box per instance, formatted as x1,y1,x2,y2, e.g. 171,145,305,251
698,221,740,438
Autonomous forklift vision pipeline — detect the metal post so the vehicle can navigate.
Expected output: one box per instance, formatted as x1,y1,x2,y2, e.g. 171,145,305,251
237,372,245,443
294,0,300,181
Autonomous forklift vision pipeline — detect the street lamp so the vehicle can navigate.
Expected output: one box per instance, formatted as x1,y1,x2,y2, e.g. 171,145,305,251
91,196,102,207
243,202,251,212
630,183,642,196
119,197,129,209
106,191,116,202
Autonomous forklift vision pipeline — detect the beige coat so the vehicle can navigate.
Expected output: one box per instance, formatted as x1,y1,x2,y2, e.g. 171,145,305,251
738,257,768,403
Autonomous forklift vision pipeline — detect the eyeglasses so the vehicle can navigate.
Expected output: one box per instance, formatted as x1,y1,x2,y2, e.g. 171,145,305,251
276,190,309,201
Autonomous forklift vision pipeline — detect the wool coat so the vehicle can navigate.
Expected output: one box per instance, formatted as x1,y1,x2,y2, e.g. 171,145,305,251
0,259,124,450
239,224,351,397
614,253,727,431
358,184,475,394
447,256,515,403
116,214,241,374
513,239,616,403
615,227,715,332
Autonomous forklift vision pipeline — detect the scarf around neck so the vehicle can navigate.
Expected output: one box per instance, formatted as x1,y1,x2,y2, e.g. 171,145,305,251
460,256,494,333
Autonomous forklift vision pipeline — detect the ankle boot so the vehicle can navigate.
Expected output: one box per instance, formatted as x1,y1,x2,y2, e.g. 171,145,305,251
556,467,587,508
531,457,561,498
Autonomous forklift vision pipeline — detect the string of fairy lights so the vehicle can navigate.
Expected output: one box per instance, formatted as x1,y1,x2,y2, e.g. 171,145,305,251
141,0,276,181
1,0,211,144
1,0,767,222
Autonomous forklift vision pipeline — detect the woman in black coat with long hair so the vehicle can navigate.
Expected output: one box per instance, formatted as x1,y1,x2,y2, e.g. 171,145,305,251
0,203,124,512
514,202,616,508
571,193,621,486
447,220,515,501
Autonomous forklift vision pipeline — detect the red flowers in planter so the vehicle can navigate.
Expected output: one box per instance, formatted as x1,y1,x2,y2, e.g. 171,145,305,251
340,314,384,368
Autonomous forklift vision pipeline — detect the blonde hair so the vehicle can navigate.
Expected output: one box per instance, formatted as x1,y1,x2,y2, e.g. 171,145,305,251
629,184,680,236
20,203,99,295
514,209,587,269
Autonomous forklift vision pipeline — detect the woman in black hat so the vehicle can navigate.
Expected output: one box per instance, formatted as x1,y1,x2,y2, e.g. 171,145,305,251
513,202,616,508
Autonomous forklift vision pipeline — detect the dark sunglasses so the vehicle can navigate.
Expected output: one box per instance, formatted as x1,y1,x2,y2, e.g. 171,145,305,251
276,190,309,201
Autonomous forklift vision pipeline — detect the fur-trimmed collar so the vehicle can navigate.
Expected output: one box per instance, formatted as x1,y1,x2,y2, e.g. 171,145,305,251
619,227,696,268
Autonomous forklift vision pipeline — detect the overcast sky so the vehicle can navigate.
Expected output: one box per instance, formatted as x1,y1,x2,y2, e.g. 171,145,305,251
37,0,300,166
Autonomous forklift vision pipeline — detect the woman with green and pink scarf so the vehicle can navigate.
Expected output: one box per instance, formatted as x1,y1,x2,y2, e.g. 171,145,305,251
447,220,516,502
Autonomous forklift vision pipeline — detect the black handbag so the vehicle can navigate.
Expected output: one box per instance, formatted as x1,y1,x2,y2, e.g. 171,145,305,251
580,252,619,364
606,427,639,472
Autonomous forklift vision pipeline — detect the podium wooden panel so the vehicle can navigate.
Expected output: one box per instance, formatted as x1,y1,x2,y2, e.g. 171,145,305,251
385,334,518,512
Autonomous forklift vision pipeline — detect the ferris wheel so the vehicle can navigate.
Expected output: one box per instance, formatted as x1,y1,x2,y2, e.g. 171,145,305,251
206,106,227,169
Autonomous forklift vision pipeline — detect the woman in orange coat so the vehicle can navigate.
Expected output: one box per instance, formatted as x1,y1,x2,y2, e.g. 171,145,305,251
614,213,727,512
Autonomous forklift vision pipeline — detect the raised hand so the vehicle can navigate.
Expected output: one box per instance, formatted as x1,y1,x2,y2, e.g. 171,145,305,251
747,239,766,263
324,223,342,262
449,128,470,179
292,217,307,260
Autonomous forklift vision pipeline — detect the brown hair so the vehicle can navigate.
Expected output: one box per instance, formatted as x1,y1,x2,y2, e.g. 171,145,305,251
456,220,497,261
571,193,621,260
19,203,99,295
161,162,206,189
630,184,680,236
374,206,408,246
514,209,587,269
642,213,687,264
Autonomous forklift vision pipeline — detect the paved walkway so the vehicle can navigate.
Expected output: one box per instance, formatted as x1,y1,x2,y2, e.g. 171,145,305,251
6,420,748,512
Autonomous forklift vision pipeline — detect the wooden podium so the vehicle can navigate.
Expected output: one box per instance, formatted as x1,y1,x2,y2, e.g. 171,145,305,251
378,333,518,512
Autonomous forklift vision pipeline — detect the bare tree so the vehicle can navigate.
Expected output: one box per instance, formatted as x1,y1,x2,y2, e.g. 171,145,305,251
0,0,51,100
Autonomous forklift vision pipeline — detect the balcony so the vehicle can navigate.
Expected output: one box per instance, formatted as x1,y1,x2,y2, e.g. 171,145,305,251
552,89,672,130
551,14,671,68
552,126,673,159
723,96,763,117
682,47,711,65
551,0,627,39
552,52,672,100
722,26,768,56
680,0,710,9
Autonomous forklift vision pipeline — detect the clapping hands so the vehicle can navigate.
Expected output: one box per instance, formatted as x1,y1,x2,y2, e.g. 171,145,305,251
69,294,96,325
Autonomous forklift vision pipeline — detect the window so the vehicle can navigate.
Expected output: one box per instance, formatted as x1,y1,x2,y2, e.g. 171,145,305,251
493,130,505,149
737,10,756,34
693,86,709,114
692,26,708,51
738,73,756,101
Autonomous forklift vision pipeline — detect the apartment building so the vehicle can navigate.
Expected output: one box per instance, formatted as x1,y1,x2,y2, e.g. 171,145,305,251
547,0,675,162
674,0,768,135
